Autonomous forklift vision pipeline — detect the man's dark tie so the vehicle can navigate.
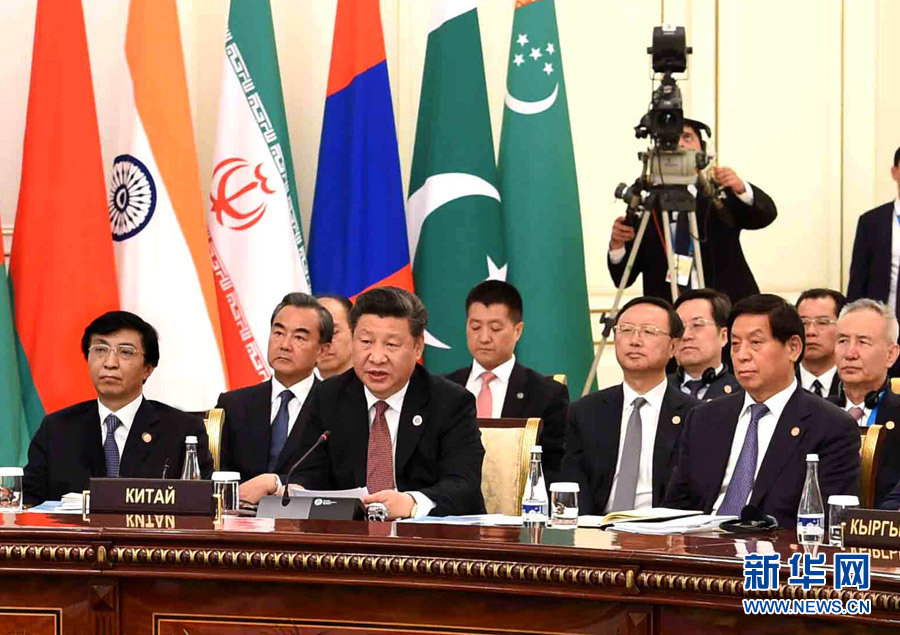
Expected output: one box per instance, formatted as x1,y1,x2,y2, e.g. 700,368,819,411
103,414,122,478
367,401,395,493
268,390,294,472
610,397,646,512
684,379,705,398
811,379,824,398
718,403,769,516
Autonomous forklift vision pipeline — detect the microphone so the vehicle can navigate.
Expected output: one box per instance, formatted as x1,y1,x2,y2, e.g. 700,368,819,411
281,430,330,507
161,458,170,479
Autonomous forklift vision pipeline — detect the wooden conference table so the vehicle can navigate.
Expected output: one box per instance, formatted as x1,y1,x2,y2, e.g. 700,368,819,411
1,512,900,634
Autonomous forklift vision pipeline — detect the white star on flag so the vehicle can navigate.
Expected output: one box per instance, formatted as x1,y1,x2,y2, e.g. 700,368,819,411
543,62,554,75
546,43,556,55
486,255,508,281
516,33,529,46
529,47,542,61
513,53,525,67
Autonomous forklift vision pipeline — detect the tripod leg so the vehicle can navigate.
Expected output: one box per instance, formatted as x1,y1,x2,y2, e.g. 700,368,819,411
687,209,706,288
660,210,679,302
582,210,652,397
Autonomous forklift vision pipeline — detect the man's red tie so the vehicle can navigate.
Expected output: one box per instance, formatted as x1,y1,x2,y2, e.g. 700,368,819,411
367,400,395,493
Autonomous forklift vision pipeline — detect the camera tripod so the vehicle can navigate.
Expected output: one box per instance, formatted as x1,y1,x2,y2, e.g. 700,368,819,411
581,202,705,397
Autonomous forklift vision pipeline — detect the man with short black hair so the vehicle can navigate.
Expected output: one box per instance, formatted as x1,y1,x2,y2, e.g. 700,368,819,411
23,311,213,505
664,295,860,527
561,296,698,515
258,287,485,519
669,288,741,400
795,288,846,398
608,120,777,303
316,294,353,379
219,293,333,502
446,280,569,484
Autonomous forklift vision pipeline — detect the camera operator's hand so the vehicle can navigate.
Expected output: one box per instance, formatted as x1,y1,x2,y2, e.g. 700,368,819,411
713,166,746,195
610,215,635,251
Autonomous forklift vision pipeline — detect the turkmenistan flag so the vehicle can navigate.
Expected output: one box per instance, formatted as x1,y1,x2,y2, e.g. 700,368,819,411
0,237,30,466
498,0,593,394
408,0,504,373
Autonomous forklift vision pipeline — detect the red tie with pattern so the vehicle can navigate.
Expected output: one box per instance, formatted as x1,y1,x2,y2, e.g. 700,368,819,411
367,401,395,493
476,371,497,418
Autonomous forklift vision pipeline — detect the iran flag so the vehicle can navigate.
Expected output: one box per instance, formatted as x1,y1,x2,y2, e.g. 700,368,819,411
107,0,227,409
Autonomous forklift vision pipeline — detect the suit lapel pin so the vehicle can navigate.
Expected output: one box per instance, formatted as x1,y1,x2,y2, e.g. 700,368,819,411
516,392,524,400
724,385,733,394
791,426,800,437
887,421,895,431
142,432,152,443
672,415,681,425
412,415,423,427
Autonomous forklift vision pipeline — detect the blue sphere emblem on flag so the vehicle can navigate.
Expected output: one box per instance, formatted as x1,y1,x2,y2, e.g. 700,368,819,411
108,154,157,241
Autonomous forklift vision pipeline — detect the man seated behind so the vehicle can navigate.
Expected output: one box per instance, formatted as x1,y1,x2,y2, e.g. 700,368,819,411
663,295,860,527
795,288,846,397
828,299,900,507
561,297,699,516
316,294,353,379
670,288,741,400
217,293,332,494
244,287,486,520
446,280,568,484
24,311,213,505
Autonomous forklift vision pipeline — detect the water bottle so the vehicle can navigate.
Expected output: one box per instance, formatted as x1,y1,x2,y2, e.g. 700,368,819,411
180,435,201,481
797,453,825,545
522,445,548,525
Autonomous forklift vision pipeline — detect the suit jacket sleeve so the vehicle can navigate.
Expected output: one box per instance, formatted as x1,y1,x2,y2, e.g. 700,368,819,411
417,390,485,516
661,408,704,511
719,182,777,230
847,215,871,301
608,235,643,290
817,413,861,505
880,479,900,510
539,381,569,485
23,415,51,506
559,403,593,514
214,392,237,474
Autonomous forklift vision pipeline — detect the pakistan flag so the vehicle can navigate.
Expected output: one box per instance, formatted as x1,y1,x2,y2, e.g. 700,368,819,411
498,0,593,395
408,1,505,374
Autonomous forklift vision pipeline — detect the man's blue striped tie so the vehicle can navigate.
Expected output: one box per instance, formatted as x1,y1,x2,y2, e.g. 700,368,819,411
718,403,769,516
103,414,122,478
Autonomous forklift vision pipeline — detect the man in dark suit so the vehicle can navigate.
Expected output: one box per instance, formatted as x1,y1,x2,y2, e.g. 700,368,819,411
795,288,846,398
445,280,568,484
316,294,353,379
663,295,860,527
23,311,213,505
608,120,777,303
827,298,900,507
669,288,741,400
218,293,333,502
275,287,485,519
561,297,698,515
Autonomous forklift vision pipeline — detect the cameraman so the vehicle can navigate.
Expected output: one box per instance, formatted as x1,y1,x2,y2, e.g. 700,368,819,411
607,119,777,303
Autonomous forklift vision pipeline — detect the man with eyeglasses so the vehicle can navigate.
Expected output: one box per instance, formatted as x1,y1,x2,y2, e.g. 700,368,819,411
23,311,213,505
560,297,698,515
670,288,741,400
826,299,900,507
795,288,846,398
664,295,859,527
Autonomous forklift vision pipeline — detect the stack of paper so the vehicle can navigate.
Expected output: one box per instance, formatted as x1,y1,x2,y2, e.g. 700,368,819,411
610,513,737,535
60,492,84,511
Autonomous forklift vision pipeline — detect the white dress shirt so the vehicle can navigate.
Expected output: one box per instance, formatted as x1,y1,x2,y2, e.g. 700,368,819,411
679,364,725,400
363,382,435,518
464,355,516,418
98,393,144,458
605,377,669,513
270,374,316,435
797,364,837,396
889,198,900,311
712,380,798,512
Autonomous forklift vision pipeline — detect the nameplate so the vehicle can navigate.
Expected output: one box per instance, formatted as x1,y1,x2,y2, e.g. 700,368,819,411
842,508,900,549
89,478,215,516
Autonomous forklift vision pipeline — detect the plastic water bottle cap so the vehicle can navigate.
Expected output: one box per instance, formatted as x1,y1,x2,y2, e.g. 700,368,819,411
0,467,24,477
549,482,580,493
806,453,819,462
185,435,198,444
530,445,543,453
827,495,860,506
211,471,241,482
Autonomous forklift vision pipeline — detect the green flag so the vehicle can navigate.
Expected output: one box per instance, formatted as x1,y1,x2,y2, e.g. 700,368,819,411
498,0,593,394
1,242,31,466
408,1,505,373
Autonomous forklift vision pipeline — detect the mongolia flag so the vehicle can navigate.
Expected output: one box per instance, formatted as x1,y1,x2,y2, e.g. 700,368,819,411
107,0,227,409
10,0,119,423
308,0,412,297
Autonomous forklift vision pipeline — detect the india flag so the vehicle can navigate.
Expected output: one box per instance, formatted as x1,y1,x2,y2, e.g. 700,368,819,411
208,0,311,390
107,0,227,409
